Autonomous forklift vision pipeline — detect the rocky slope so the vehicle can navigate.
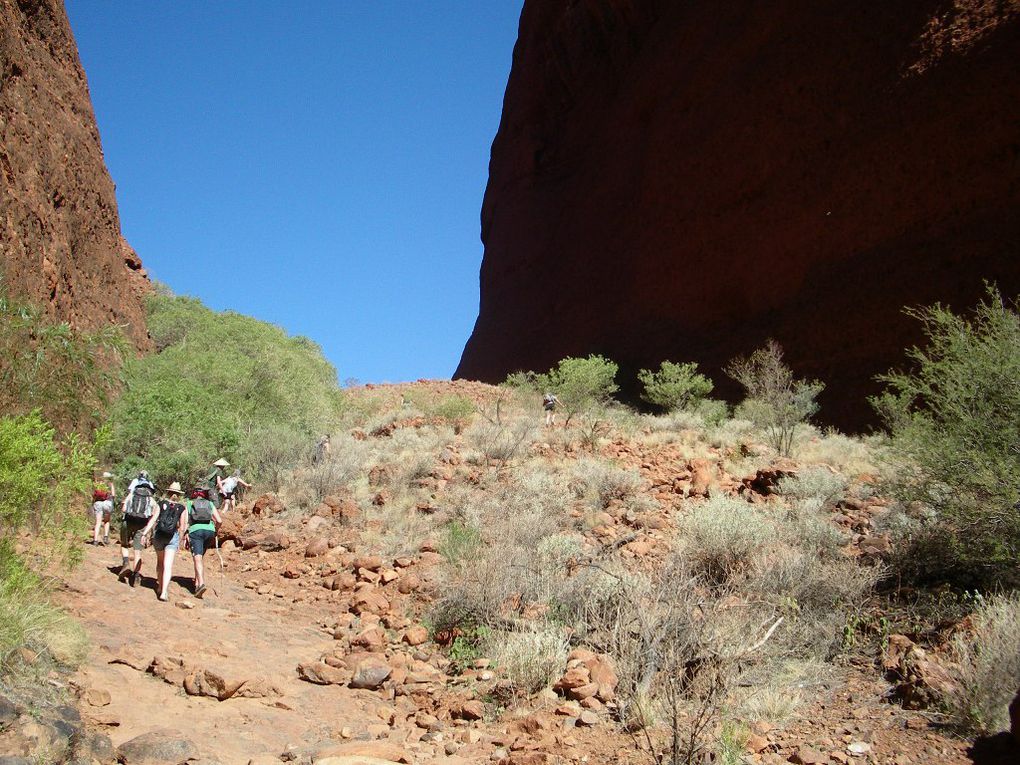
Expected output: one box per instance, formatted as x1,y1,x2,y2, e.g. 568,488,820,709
456,0,1020,428
0,0,148,345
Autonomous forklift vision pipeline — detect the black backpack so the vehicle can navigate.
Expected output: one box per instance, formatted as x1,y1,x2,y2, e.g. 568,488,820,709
125,484,154,520
155,500,184,536
189,498,214,524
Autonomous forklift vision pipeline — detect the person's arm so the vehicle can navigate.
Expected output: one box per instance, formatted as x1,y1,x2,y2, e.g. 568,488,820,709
140,502,160,540
178,504,188,536
216,476,224,491
212,508,222,528
239,478,252,489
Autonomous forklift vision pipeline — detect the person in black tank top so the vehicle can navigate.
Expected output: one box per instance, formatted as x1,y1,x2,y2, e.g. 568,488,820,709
140,482,187,602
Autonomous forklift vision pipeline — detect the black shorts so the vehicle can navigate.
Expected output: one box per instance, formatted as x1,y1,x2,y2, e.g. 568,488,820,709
221,490,235,500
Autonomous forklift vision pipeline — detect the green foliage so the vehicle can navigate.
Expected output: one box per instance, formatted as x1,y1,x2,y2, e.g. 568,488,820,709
447,625,492,675
0,411,101,565
637,361,714,413
539,355,619,424
107,291,345,487
0,285,126,430
440,521,482,567
726,341,823,457
871,287,1020,587
0,544,88,670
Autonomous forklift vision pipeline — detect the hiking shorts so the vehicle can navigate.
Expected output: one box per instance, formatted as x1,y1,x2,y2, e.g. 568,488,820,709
220,490,235,501
189,528,216,556
152,531,180,552
120,517,147,550
92,500,113,520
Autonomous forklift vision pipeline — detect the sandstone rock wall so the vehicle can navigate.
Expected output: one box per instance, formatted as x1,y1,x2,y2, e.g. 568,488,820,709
456,0,1020,428
0,0,148,345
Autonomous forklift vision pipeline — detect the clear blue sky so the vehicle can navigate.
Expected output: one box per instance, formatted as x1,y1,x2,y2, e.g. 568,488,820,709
65,1,522,384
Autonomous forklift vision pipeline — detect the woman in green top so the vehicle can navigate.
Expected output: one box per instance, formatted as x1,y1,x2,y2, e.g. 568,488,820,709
185,486,222,599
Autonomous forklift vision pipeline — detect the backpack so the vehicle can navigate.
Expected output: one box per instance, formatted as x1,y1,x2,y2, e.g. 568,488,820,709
156,500,184,536
125,484,154,520
92,488,110,503
189,497,214,524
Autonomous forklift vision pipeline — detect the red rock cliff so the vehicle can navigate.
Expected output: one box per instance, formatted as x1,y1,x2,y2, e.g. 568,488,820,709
456,0,1020,428
1,0,148,345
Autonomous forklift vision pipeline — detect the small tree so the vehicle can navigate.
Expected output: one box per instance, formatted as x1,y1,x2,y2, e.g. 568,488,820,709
638,361,714,413
725,341,823,457
871,287,1020,586
539,355,619,425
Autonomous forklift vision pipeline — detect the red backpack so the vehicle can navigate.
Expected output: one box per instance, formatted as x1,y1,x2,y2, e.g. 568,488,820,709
92,488,110,502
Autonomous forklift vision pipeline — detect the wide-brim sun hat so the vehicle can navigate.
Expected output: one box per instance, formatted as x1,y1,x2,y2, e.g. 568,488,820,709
213,458,230,468
167,482,183,494
102,472,113,479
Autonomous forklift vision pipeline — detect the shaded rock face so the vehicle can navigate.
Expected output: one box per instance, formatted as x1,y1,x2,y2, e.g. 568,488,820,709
456,0,1020,428
0,0,148,346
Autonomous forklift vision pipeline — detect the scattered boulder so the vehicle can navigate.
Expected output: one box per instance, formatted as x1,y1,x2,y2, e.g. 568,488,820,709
452,699,485,721
349,658,391,690
298,662,348,686
259,532,291,552
115,729,198,764
183,669,246,701
401,626,428,646
252,494,286,517
305,537,330,557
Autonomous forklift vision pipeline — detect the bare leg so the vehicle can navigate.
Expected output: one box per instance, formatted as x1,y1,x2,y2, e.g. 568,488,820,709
155,550,165,593
93,513,102,543
194,554,205,588
161,549,176,599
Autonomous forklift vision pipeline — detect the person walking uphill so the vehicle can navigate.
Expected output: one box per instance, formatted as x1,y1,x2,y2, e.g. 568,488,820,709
186,486,221,599
118,471,156,587
140,482,187,602
543,392,559,427
217,469,251,514
206,458,230,507
90,472,116,546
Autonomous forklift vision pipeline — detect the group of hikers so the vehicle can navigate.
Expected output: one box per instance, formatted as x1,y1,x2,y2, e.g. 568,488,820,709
90,458,251,602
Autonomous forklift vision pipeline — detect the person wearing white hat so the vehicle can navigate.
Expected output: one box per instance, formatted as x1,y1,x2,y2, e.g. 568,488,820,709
141,482,187,602
206,458,230,507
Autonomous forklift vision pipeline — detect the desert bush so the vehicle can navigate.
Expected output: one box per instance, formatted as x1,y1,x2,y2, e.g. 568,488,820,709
108,291,345,487
571,459,644,510
705,418,755,451
946,593,1020,734
795,430,879,476
466,418,536,465
0,285,126,431
486,624,569,698
778,467,847,507
638,361,714,413
440,521,483,567
872,287,1020,588
533,355,619,425
676,497,776,584
726,341,824,457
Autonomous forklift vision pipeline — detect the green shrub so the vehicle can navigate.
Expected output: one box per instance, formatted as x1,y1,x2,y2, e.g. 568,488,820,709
726,341,824,457
440,521,482,567
677,497,776,584
777,467,847,508
538,355,619,424
638,361,714,413
107,291,345,486
871,287,1020,587
0,285,125,430
0,411,101,565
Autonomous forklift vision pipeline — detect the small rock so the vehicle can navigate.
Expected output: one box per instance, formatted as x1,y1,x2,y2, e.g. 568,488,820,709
577,710,599,726
116,729,198,764
401,626,428,646
350,659,391,690
85,688,112,707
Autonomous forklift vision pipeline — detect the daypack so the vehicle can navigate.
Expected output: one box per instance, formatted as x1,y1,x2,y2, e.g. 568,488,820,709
92,488,110,503
124,484,154,520
189,497,214,525
155,500,184,536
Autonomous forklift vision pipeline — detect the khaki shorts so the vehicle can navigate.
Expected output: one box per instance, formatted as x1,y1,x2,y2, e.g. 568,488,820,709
92,500,113,520
119,517,147,550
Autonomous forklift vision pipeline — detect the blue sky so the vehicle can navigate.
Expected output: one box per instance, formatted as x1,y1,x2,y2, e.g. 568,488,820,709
65,1,522,384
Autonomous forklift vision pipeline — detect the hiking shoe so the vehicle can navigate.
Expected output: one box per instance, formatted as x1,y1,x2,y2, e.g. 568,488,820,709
158,594,169,602
117,565,131,581
195,584,207,599
130,572,140,588
103,535,109,545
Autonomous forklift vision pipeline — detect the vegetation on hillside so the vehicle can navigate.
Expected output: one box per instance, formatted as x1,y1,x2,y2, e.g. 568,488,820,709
106,288,347,487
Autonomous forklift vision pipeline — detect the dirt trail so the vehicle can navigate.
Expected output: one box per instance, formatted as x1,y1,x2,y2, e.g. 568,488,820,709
57,540,384,763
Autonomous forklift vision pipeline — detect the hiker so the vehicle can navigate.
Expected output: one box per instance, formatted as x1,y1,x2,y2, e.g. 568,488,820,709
313,434,331,464
217,469,251,514
90,472,116,546
185,486,222,599
118,471,157,587
141,482,187,602
542,392,559,426
206,458,230,507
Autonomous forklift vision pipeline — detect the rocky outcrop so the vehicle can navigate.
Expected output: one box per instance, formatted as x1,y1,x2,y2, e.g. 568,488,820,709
456,0,1020,428
1,0,148,345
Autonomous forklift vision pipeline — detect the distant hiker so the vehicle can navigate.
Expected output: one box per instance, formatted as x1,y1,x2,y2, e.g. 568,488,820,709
141,482,187,602
206,458,230,507
542,392,559,427
118,471,156,587
90,472,116,546
313,434,331,464
186,486,222,599
217,469,251,514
